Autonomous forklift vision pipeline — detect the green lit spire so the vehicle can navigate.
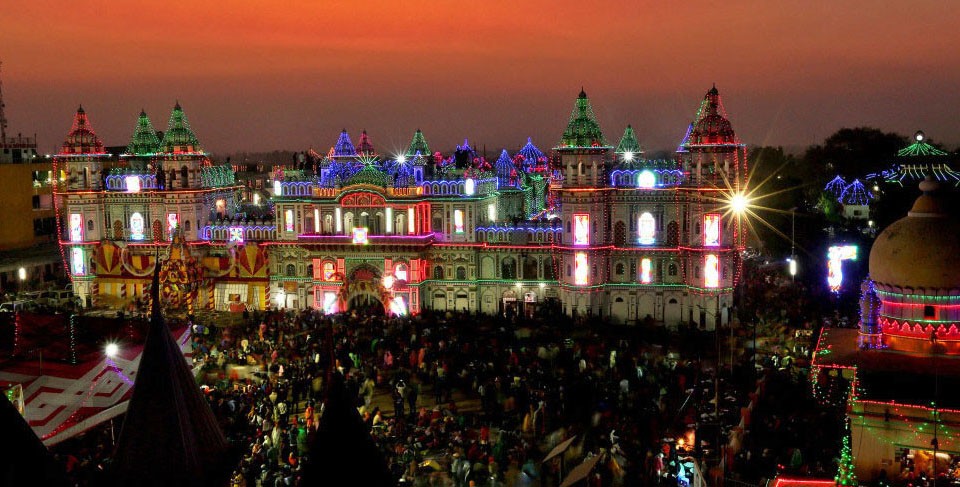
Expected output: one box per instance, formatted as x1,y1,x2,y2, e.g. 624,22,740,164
160,101,203,154
615,125,642,155
557,89,608,149
897,130,948,157
406,128,430,157
125,110,161,156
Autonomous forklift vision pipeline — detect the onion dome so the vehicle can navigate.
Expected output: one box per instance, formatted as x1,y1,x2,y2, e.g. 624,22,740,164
333,129,357,157
58,105,106,155
124,110,161,156
160,102,203,154
517,137,546,169
356,129,375,156
685,85,737,146
345,163,387,187
869,178,960,290
406,128,430,158
557,89,608,149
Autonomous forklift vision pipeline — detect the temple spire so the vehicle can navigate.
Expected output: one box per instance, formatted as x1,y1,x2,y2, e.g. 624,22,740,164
615,124,643,155
125,110,161,156
160,102,202,154
356,129,375,156
333,129,357,157
557,88,607,149
59,105,106,155
406,128,430,157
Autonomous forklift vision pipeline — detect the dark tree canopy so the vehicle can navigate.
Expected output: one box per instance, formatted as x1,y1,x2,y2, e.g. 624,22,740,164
803,127,907,179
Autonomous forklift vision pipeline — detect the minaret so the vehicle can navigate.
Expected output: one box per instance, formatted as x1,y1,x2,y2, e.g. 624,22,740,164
0,61,7,141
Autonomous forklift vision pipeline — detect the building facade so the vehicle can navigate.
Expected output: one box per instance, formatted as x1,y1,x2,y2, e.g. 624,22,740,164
58,88,745,328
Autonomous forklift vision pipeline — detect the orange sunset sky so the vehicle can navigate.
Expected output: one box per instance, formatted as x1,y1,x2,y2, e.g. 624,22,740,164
2,0,959,154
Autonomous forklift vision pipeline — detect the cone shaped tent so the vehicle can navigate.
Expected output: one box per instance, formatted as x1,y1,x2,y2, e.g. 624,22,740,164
0,395,69,487
300,373,394,486
109,265,228,487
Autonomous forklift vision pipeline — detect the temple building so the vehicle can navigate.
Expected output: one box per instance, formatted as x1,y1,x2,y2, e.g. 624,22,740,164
813,178,960,482
57,88,745,328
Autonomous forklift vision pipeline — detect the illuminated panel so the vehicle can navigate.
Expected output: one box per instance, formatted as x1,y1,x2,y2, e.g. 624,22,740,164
573,214,590,245
394,263,408,281
167,213,179,238
322,261,335,281
125,175,141,193
313,208,320,233
273,180,281,195
383,275,395,290
574,252,589,285
353,227,369,244
130,212,145,241
385,207,393,233
465,178,475,195
69,213,84,242
637,170,655,189
70,247,85,276
407,207,415,234
827,245,858,292
703,213,721,247
322,292,338,314
228,227,244,243
335,207,343,232
638,212,655,245
390,296,408,316
640,258,652,284
284,209,294,232
454,210,464,234
488,203,496,223
704,254,720,288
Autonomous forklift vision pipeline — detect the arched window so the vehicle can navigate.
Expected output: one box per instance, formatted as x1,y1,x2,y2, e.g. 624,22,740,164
286,264,296,277
180,166,189,188
306,264,313,278
183,220,191,232
501,257,516,279
129,213,145,240
668,263,678,276
394,262,408,281
614,221,626,246
434,265,444,279
638,212,655,245
322,261,336,281
615,262,625,275
456,266,467,280
87,220,95,232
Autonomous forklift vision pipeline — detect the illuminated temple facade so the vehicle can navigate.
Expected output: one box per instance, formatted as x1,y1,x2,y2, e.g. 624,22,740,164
56,88,745,327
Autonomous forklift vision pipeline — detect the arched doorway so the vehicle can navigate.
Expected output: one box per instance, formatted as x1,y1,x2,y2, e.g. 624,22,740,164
349,293,385,315
338,264,390,315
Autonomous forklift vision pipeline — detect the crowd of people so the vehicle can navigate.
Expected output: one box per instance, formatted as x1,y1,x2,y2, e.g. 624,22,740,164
46,261,842,487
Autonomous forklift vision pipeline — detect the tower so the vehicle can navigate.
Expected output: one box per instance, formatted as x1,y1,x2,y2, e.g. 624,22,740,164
157,102,207,190
675,85,746,329
122,110,161,171
555,89,613,318
58,106,108,190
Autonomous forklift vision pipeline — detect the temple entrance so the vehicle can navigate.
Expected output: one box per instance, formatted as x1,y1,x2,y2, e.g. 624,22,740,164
337,264,391,314
349,293,385,315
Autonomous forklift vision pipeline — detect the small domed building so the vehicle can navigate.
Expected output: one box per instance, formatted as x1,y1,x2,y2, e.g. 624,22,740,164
813,178,960,483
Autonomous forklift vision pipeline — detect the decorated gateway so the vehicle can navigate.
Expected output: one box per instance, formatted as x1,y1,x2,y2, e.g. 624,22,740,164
56,88,745,328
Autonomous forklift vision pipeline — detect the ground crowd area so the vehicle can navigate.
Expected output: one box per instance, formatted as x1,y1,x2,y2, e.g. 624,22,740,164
50,268,841,487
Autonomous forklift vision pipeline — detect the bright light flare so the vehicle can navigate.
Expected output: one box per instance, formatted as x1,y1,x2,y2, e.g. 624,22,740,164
729,193,750,214
105,343,119,358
